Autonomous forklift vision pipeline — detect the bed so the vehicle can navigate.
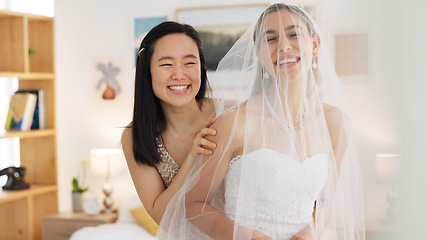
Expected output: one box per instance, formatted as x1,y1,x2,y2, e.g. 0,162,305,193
70,195,157,240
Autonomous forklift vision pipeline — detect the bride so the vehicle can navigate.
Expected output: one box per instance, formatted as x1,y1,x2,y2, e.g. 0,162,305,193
158,3,365,239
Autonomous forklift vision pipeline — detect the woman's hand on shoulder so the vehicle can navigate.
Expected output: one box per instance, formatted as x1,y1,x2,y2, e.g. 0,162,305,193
189,117,217,159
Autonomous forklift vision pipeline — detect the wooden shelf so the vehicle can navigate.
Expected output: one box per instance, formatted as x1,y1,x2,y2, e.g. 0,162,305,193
0,72,55,80
0,10,54,74
0,10,57,240
0,185,57,204
0,129,56,139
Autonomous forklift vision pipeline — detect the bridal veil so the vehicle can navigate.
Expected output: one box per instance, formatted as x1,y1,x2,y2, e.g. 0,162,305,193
158,3,365,239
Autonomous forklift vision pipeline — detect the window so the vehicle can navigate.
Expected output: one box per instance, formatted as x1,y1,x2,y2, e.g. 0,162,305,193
0,0,54,16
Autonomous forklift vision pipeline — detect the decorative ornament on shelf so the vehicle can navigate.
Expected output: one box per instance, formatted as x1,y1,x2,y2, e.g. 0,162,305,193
0,167,30,190
28,49,36,56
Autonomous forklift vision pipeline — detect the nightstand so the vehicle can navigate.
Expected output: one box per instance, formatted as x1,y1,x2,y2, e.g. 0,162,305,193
43,211,118,240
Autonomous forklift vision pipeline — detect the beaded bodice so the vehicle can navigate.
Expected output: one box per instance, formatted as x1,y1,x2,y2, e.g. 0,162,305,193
155,137,180,188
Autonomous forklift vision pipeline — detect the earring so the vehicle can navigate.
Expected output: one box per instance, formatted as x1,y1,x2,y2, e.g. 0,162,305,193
312,58,318,69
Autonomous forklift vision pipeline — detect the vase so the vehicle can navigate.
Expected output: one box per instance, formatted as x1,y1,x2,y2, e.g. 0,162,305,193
72,192,83,212
102,82,116,99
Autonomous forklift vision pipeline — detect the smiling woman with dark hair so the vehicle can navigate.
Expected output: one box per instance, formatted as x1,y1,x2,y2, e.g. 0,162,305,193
121,21,217,225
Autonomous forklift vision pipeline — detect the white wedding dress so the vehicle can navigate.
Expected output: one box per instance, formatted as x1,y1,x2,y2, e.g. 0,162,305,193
224,149,328,239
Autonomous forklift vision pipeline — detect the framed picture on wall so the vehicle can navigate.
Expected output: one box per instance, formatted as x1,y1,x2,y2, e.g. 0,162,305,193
332,28,372,84
175,4,269,72
92,57,126,109
133,16,167,65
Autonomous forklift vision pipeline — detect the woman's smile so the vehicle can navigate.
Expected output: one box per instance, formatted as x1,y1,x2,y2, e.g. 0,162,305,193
276,55,301,68
168,84,191,94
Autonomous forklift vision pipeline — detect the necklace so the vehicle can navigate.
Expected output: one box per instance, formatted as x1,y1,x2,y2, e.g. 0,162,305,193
265,99,307,134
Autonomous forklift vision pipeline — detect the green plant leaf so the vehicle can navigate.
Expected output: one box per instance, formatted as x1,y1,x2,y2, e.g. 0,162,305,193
72,177,88,193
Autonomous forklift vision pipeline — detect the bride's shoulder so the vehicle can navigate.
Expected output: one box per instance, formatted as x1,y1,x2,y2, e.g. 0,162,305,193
323,103,341,117
322,103,351,129
212,97,237,109
212,101,247,130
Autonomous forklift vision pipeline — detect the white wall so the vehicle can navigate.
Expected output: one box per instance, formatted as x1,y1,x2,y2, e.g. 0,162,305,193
54,0,399,221
321,0,400,220
382,0,427,237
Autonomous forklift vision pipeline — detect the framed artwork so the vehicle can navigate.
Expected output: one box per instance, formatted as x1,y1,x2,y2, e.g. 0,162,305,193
332,28,372,84
175,4,268,72
92,57,126,109
133,16,167,64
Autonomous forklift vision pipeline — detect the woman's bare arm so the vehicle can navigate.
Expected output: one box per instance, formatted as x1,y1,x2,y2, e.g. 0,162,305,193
323,104,349,174
121,118,217,224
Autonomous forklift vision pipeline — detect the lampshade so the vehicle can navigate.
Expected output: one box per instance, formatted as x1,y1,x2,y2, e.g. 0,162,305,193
375,153,401,184
89,148,124,178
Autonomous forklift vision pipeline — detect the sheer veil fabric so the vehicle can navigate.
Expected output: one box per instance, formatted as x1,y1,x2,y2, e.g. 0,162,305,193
158,3,365,240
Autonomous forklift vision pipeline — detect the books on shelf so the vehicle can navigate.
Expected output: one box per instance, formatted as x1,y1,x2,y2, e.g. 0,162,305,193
15,89,46,130
5,92,37,131
4,89,45,131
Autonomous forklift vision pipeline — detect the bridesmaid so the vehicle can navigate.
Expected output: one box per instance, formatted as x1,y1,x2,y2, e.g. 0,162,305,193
121,21,217,224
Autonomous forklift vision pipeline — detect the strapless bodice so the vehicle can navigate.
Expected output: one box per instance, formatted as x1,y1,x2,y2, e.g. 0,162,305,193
224,148,328,239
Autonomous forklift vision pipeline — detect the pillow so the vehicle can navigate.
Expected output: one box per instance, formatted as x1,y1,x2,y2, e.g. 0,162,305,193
116,195,142,224
129,205,159,236
70,223,156,240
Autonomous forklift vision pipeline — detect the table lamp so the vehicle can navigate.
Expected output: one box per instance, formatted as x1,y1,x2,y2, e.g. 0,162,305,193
89,148,124,213
375,153,401,222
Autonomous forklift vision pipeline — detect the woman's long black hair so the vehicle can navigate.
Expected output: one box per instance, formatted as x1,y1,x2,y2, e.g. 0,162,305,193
131,21,209,167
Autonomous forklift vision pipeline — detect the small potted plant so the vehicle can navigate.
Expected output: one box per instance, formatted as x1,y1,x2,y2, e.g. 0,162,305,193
72,177,88,212
72,159,89,212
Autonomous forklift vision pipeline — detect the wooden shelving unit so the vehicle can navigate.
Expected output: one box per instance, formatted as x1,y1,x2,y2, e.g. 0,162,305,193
0,10,57,240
